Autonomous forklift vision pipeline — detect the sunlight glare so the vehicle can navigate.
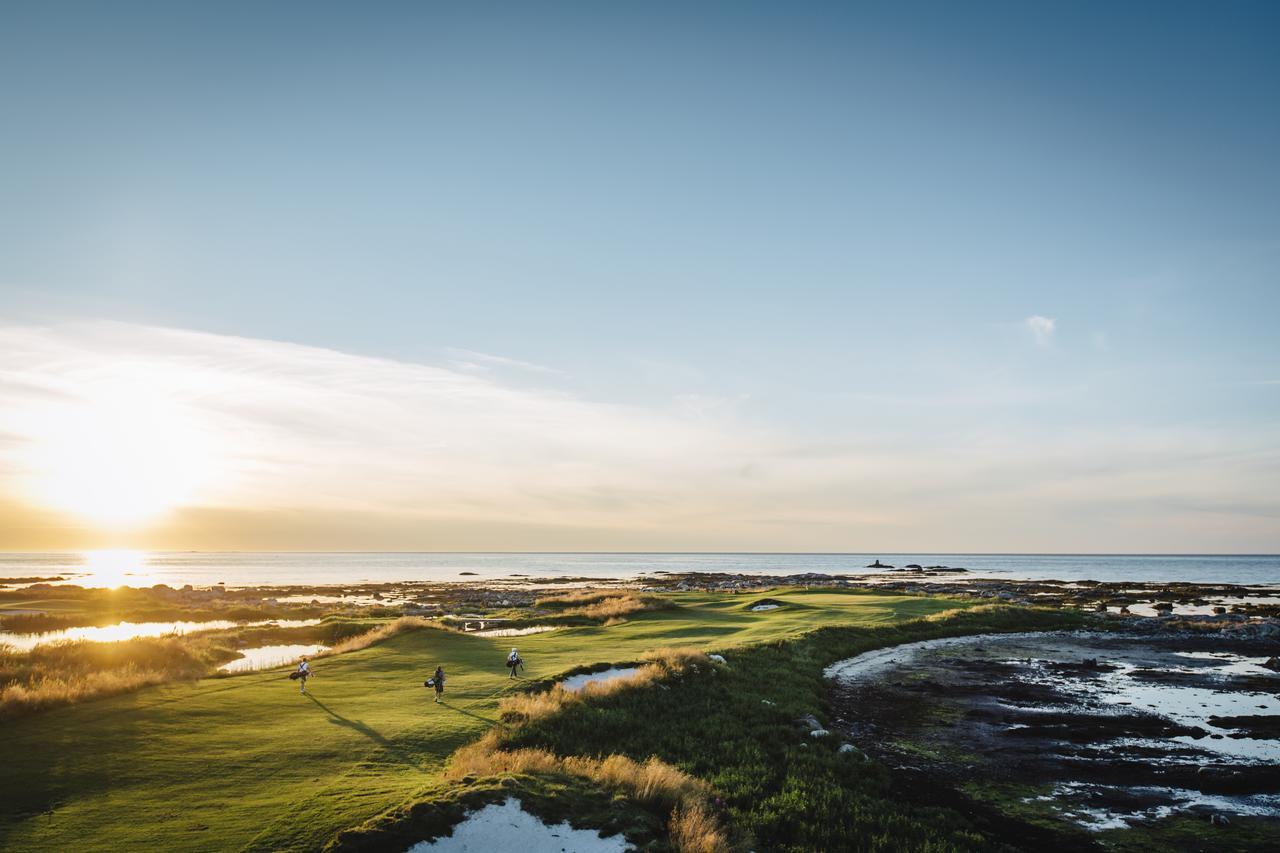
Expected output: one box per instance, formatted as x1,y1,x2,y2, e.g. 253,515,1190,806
9,369,225,527
80,549,153,588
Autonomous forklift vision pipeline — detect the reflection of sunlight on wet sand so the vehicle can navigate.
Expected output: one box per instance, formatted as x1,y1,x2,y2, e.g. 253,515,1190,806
80,549,155,587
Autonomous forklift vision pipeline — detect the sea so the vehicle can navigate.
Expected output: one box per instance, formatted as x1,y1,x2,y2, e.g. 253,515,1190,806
1,552,1278,589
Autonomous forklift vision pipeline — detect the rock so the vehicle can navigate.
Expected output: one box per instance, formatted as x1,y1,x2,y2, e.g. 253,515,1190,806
866,560,894,569
809,729,831,738
904,564,923,570
1213,606,1227,615
796,714,823,731
761,699,776,706
1263,657,1280,672
708,654,727,664
1210,813,1231,827
1119,606,1131,615
838,743,866,758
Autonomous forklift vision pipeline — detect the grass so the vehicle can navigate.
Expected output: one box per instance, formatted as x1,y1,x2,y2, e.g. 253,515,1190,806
535,589,678,623
0,617,419,718
487,604,1086,852
0,587,967,851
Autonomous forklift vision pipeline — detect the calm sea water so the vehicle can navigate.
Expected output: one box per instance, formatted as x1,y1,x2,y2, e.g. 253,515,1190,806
1,552,1277,588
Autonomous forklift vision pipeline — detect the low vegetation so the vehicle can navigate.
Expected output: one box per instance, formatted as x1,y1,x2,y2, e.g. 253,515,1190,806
534,589,678,623
0,617,438,717
489,605,1086,852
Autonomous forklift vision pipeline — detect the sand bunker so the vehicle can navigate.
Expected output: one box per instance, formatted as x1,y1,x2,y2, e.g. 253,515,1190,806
559,666,643,693
404,798,628,852
472,626,559,638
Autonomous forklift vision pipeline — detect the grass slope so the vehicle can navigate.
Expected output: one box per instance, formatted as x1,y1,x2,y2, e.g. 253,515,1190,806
0,589,960,852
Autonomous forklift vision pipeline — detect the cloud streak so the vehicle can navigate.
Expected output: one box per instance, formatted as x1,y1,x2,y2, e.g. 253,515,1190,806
0,321,1276,551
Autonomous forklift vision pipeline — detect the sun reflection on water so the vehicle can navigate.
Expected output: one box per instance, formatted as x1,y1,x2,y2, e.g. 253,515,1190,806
80,549,155,587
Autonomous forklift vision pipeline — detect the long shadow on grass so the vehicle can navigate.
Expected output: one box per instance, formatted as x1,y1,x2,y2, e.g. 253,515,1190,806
306,695,424,768
438,700,499,725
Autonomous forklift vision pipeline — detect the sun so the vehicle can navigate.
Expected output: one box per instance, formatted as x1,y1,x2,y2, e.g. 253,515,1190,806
10,373,223,528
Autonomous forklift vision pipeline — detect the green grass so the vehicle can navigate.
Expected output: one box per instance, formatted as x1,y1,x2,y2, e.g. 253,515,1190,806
0,588,964,852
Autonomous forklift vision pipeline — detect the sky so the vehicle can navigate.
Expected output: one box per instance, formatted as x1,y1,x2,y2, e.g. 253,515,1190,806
1,2,1278,552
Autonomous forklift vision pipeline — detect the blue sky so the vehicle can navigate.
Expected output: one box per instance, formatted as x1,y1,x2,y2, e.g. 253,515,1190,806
1,2,1277,551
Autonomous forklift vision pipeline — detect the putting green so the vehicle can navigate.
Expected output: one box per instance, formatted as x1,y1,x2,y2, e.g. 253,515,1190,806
0,588,966,852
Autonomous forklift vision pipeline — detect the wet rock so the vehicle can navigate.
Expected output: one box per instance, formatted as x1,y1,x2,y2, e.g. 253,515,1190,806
795,714,823,731
1207,714,1280,738
1263,656,1280,672
866,560,893,569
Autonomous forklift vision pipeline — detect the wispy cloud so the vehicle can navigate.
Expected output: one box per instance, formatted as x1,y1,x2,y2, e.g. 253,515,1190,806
443,348,565,376
1025,315,1056,347
0,322,1276,551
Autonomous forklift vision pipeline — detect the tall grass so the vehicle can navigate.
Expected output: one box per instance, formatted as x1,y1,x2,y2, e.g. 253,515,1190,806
446,733,727,852
534,590,676,622
500,648,713,724
315,616,441,657
456,647,732,851
0,635,233,717
0,616,438,718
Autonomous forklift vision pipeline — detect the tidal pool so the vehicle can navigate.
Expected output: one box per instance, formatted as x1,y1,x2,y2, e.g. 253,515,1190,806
403,798,627,852
826,631,1280,834
1,618,323,651
219,644,329,672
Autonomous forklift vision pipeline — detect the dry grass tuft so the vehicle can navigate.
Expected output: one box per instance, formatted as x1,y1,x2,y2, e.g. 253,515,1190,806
447,737,725,849
315,616,440,657
534,590,676,622
476,642,730,850
668,801,729,852
0,636,225,718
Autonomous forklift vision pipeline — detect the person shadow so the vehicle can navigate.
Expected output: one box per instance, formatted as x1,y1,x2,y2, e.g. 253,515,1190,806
306,694,422,767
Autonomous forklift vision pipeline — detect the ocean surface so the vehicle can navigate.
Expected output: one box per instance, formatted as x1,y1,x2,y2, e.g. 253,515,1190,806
1,552,1278,588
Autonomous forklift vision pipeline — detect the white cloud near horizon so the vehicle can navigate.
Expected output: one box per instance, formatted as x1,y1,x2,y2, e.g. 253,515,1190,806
0,321,1276,551
1025,315,1056,346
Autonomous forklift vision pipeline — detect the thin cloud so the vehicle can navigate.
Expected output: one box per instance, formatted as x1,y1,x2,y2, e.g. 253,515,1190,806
444,347,565,376
0,322,1276,551
1025,315,1056,346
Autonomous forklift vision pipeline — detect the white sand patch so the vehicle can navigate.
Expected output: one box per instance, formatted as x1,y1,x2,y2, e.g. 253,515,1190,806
404,798,629,852
750,604,779,611
473,626,559,638
559,666,643,693
823,632,1053,682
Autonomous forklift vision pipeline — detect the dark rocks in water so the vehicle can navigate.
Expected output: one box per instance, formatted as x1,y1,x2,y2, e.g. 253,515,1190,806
1153,601,1175,613
1213,606,1227,615
930,567,967,573
1047,658,1117,675
1207,714,1280,738
1118,606,1131,615
459,572,479,576
1263,656,1280,672
904,564,923,570
866,560,894,569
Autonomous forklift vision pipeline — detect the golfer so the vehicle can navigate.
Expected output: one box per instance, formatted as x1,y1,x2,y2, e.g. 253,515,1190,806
432,665,445,703
506,647,524,679
296,657,311,695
